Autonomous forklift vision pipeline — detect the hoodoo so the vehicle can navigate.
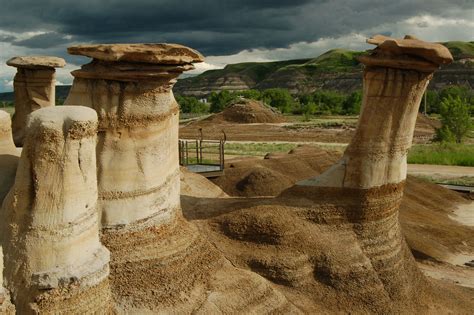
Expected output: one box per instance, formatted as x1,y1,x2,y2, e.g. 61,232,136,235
298,35,453,189
65,43,204,229
1,106,110,314
6,56,65,146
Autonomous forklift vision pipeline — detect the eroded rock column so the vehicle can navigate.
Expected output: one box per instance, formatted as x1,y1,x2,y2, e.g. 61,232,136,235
298,35,453,189
6,56,65,147
291,35,453,303
2,106,110,314
65,44,204,229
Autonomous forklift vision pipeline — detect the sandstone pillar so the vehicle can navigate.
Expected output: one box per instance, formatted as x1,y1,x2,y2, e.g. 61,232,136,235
289,35,453,304
6,56,65,147
298,35,453,189
65,44,204,229
0,110,19,206
2,106,110,314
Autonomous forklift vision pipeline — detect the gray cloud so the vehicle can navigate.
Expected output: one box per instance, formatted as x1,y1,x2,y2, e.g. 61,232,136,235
0,0,472,55
12,32,74,48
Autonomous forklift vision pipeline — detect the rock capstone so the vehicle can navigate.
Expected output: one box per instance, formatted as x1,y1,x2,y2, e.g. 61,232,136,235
65,43,202,229
6,56,65,146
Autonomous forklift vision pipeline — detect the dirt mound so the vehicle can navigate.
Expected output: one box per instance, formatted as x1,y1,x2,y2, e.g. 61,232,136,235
180,166,228,198
209,146,474,264
207,99,286,124
212,145,340,197
236,166,293,196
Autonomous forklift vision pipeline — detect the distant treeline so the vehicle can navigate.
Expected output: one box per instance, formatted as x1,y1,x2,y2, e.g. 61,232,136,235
175,85,474,116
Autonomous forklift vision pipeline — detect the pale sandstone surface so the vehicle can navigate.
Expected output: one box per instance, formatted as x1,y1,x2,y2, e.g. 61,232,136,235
0,111,19,205
0,247,15,314
6,56,66,69
64,44,303,313
65,44,201,229
68,43,204,64
298,35,453,189
7,56,65,147
1,106,110,314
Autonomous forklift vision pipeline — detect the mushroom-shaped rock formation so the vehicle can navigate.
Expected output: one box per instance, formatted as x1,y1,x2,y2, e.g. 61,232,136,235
1,106,111,314
0,110,20,205
264,35,457,310
6,56,65,147
298,35,453,189
65,43,203,229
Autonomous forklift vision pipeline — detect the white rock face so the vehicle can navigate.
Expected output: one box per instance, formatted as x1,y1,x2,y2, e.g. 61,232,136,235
2,106,110,314
65,43,203,229
6,56,65,147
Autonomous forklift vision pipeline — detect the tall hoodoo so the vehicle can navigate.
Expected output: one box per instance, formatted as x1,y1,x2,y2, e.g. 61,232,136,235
298,35,453,189
289,36,453,304
2,106,111,314
65,43,204,229
6,56,65,147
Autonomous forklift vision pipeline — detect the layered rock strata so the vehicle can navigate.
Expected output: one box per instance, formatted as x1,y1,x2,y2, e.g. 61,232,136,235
298,35,452,189
280,35,454,308
1,106,110,314
6,56,65,147
65,43,203,229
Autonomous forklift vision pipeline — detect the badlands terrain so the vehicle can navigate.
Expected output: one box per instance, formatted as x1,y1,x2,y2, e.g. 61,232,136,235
0,35,472,314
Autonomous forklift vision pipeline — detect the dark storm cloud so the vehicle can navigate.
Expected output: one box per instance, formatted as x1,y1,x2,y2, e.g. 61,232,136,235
12,32,74,49
0,0,471,55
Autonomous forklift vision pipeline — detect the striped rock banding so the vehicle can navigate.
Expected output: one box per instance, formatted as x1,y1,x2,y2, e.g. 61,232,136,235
65,43,203,229
1,106,111,314
6,56,65,147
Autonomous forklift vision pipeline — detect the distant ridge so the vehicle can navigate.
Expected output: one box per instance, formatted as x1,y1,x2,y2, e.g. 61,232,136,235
1,41,473,102
174,41,474,96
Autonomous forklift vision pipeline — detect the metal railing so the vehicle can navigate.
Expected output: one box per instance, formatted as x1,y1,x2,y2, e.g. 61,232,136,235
179,139,225,170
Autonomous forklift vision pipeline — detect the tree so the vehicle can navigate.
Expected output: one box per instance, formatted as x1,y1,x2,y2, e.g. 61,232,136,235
342,90,362,115
209,90,236,113
261,88,296,113
312,90,345,115
175,95,209,113
435,96,472,143
238,89,261,100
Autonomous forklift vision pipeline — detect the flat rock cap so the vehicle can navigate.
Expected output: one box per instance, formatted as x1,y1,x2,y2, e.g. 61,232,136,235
67,43,204,64
7,56,66,69
366,35,453,65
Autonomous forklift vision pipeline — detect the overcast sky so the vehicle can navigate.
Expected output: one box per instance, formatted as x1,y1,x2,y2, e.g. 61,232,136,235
0,0,473,92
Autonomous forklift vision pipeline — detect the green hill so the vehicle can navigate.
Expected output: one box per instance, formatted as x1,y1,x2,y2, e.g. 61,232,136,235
174,41,474,96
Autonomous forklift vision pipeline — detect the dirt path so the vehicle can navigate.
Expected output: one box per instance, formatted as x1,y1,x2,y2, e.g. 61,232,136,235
407,164,474,178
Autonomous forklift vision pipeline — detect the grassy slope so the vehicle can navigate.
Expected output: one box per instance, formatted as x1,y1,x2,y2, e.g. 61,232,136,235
177,41,474,87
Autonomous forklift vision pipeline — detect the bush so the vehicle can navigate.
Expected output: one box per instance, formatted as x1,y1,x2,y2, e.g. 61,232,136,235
261,88,297,113
175,95,209,113
435,96,472,143
209,90,236,113
342,90,362,115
